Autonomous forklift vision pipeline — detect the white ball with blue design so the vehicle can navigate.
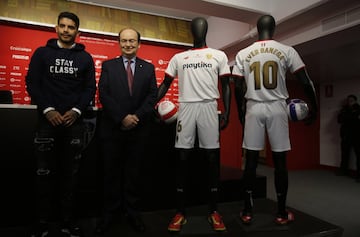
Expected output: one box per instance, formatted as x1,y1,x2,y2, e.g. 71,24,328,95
287,99,309,121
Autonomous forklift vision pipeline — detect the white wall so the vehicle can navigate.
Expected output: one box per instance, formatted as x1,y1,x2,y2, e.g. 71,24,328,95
207,16,250,49
320,78,360,169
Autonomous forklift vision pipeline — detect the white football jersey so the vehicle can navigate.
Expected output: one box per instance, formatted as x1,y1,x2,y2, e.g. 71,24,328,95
165,47,230,102
232,40,305,101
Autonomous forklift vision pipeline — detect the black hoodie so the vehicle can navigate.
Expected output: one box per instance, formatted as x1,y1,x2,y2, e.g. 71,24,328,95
25,38,96,115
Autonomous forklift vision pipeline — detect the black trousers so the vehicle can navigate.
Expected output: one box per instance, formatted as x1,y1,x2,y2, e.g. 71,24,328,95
340,135,360,177
34,118,85,222
100,126,148,220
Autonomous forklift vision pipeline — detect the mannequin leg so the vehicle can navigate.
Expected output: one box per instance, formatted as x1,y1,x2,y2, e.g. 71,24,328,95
175,148,191,214
272,151,288,215
204,148,220,213
242,149,259,212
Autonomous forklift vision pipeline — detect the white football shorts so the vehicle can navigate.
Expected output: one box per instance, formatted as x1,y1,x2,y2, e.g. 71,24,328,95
175,100,219,149
243,99,291,152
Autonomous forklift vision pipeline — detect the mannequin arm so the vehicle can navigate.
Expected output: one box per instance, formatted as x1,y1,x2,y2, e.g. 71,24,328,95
157,75,173,103
234,76,246,125
220,75,231,130
294,68,318,124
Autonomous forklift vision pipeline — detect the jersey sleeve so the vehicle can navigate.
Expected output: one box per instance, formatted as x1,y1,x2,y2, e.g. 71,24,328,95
165,54,178,78
218,51,231,76
288,47,305,73
232,51,244,77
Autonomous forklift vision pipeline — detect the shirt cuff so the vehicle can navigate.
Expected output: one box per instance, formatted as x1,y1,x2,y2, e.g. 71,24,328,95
72,107,81,116
43,107,55,114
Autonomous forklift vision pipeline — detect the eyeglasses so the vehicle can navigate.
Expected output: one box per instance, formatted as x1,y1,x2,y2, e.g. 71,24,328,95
120,39,137,44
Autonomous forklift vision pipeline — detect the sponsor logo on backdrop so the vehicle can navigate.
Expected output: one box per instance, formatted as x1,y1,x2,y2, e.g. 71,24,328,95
10,46,32,52
11,90,22,94
155,67,165,71
10,72,22,76
10,78,21,82
12,54,29,60
158,59,169,65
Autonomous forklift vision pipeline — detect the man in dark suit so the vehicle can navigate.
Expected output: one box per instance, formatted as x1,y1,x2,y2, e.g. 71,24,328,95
95,27,158,234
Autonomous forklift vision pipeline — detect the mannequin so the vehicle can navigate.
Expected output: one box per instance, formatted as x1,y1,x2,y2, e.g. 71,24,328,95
158,18,231,121
157,17,231,232
233,14,317,225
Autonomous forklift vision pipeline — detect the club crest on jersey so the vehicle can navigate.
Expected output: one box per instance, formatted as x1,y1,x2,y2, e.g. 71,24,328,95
206,54,213,60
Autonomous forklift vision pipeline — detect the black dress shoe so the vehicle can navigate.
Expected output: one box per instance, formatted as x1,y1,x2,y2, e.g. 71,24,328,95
127,215,146,232
94,222,106,235
94,216,112,235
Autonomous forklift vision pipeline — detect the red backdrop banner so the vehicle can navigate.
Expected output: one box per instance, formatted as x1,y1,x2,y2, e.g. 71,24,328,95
0,20,244,169
0,21,186,107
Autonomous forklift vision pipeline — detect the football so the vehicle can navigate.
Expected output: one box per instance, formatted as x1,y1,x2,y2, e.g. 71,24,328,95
157,100,178,124
287,99,309,121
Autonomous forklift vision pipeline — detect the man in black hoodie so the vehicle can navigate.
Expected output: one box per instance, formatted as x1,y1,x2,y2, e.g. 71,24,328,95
26,11,96,237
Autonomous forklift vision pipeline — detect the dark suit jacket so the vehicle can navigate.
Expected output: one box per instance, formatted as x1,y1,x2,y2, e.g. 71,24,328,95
98,56,158,139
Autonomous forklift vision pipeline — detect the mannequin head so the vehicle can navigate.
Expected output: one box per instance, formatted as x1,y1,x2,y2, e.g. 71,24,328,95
191,17,208,48
257,15,276,40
